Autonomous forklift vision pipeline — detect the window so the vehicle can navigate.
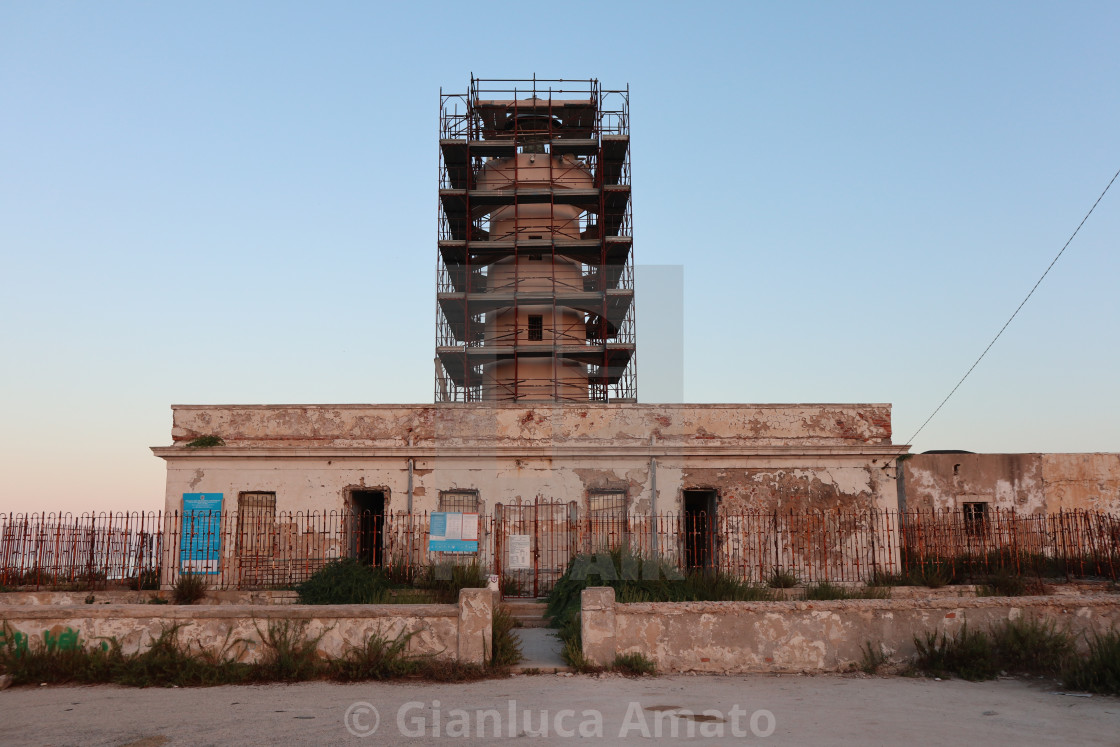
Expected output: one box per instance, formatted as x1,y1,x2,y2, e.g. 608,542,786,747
589,490,627,518
236,492,276,557
588,490,627,551
962,502,988,536
527,315,543,341
439,490,480,514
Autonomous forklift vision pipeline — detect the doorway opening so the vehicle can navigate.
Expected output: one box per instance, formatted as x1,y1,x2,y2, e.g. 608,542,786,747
682,489,717,571
350,490,385,567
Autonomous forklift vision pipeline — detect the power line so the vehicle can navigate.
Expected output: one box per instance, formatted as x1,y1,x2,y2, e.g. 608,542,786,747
904,165,1120,447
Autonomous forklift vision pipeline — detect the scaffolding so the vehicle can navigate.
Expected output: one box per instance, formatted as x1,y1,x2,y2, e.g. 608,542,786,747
434,76,637,403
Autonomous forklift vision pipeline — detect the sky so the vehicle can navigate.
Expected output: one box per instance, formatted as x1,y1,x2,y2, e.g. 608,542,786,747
1,1,1118,513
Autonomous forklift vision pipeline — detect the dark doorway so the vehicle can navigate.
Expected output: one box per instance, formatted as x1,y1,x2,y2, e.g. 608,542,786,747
683,489,717,571
350,490,385,566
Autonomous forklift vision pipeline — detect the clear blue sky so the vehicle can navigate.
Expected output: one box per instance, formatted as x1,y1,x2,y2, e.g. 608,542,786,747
1,1,1118,512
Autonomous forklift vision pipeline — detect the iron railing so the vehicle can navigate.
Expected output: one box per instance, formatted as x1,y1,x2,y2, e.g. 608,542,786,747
1,508,1117,593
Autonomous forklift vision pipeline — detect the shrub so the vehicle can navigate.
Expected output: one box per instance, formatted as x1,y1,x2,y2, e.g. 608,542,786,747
172,573,207,605
612,651,656,676
490,605,523,668
119,625,247,687
905,559,952,588
989,617,1074,675
296,558,388,605
868,570,903,587
977,571,1028,597
860,641,889,674
251,620,325,682
1064,629,1120,695
415,560,488,604
129,569,161,591
914,625,998,681
185,435,225,449
327,632,418,681
767,569,798,589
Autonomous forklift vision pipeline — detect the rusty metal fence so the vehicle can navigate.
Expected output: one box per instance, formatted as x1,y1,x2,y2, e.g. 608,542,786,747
1,508,1117,592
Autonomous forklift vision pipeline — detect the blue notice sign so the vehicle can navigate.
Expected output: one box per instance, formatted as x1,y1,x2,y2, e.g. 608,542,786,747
181,493,223,574
428,511,479,553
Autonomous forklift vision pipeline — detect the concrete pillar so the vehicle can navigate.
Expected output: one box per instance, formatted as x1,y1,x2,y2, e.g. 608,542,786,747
581,586,616,666
457,587,493,665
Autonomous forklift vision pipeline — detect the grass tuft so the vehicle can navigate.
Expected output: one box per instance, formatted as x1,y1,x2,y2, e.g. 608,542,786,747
860,641,889,674
1064,629,1120,695
612,651,656,676
172,574,207,605
767,569,799,589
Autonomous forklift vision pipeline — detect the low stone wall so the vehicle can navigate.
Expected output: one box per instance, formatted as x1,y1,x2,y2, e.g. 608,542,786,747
0,588,492,664
0,590,299,606
581,587,1120,673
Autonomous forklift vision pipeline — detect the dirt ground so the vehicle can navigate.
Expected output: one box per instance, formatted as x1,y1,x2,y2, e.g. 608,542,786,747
1,672,1117,746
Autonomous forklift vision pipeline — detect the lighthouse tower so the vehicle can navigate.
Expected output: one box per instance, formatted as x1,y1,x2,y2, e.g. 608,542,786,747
435,77,636,402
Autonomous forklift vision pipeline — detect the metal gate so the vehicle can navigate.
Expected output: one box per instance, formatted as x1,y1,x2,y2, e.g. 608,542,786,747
494,499,578,598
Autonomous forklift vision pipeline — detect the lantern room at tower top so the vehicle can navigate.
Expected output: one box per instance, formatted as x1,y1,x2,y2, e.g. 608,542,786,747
435,77,636,404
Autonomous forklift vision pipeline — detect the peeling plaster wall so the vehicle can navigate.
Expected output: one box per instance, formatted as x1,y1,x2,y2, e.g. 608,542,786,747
167,403,893,448
157,404,900,517
901,454,1120,514
581,587,1120,673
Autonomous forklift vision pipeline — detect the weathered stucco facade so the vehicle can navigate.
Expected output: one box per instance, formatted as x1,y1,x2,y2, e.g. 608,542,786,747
154,403,901,517
900,453,1120,513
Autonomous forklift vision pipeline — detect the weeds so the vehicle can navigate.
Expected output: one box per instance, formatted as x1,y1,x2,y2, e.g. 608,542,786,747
185,435,225,449
767,569,799,589
0,618,506,688
1063,629,1120,695
868,570,903,587
914,624,998,681
803,582,891,601
252,619,326,682
128,569,161,591
612,652,656,676
976,571,1028,597
860,641,889,674
172,574,207,605
989,617,1075,675
415,561,487,604
490,605,523,668
914,617,1078,682
327,631,419,681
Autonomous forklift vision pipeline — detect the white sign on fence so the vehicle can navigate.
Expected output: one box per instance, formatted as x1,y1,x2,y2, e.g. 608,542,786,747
508,534,532,570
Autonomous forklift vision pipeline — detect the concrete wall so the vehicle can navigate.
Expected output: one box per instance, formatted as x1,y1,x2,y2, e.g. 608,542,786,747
580,587,1120,673
901,453,1120,513
0,588,493,665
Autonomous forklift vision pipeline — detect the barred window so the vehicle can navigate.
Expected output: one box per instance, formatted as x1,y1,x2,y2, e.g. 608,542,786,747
963,502,988,536
236,491,276,557
439,490,480,514
527,315,543,341
589,490,626,518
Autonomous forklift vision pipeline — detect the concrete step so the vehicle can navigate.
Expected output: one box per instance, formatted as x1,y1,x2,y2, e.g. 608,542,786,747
502,600,551,628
